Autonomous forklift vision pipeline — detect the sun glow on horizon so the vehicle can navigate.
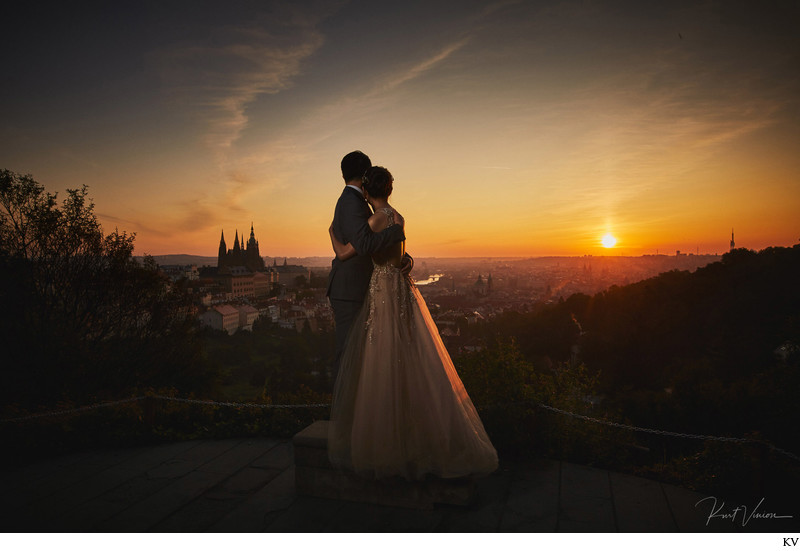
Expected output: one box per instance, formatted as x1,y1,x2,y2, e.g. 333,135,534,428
601,234,617,248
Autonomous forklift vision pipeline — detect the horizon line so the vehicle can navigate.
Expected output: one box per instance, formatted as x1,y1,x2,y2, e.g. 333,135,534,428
139,252,731,260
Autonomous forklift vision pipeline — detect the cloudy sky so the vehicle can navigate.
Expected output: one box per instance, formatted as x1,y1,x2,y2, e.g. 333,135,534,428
1,0,798,258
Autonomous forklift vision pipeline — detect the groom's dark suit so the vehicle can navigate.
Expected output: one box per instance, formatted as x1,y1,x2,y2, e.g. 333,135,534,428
327,185,405,382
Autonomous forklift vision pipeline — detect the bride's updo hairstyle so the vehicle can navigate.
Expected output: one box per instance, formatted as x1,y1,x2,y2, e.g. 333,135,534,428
362,166,393,199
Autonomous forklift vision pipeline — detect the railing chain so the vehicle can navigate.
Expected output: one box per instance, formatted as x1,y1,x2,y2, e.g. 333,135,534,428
2,395,797,463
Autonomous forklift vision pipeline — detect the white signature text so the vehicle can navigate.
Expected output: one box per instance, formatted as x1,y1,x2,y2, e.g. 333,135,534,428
695,496,793,527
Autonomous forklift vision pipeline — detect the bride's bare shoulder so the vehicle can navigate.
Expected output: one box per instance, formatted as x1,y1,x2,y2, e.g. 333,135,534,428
368,208,394,232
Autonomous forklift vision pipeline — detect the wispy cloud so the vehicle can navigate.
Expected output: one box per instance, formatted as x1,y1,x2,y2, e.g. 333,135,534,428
167,171,258,235
480,0,524,18
151,7,328,165
373,38,470,96
98,213,170,238
262,35,472,156
143,2,345,243
542,51,788,206
231,32,474,184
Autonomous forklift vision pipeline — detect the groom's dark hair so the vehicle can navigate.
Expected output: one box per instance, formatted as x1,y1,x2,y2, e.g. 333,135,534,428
341,150,371,183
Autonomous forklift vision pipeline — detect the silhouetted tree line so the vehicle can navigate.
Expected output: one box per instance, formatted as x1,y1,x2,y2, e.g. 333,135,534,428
201,316,334,401
468,245,800,455
0,170,216,409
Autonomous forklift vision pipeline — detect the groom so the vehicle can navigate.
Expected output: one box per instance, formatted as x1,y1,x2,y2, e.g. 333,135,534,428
327,150,410,386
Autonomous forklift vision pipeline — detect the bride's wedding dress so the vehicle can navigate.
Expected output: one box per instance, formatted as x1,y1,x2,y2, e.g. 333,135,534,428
328,208,498,480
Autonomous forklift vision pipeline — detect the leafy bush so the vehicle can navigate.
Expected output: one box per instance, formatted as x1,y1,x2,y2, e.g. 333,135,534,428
0,170,216,409
456,339,634,466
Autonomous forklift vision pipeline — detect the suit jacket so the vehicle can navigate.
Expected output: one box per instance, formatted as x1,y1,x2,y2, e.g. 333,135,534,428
327,186,405,301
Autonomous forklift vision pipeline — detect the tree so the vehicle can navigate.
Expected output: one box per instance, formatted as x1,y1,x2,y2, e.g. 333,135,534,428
0,170,213,407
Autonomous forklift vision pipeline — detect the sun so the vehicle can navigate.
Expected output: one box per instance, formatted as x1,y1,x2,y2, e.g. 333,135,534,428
601,233,617,248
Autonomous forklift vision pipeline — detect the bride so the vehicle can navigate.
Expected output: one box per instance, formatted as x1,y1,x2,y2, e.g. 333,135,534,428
327,165,498,481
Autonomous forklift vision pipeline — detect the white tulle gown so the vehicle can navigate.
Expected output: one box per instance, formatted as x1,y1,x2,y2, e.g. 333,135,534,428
328,208,498,481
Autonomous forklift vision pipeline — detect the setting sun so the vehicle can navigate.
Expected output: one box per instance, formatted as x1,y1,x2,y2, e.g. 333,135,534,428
601,234,617,248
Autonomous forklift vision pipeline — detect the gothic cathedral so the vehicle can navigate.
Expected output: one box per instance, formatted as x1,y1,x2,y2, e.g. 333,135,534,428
217,223,266,273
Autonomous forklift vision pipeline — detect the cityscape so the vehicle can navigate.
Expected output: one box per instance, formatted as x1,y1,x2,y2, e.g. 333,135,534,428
158,223,727,354
1,0,798,537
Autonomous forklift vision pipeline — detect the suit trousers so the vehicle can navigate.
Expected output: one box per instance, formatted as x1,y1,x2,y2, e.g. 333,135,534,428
329,297,365,386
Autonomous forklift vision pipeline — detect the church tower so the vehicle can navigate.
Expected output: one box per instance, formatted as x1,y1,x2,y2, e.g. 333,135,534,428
246,222,265,272
474,274,486,296
231,230,243,266
217,230,228,270
232,230,240,254
248,223,257,249
730,228,735,251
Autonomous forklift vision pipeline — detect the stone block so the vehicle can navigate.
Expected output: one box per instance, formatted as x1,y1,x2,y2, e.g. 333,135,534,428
292,421,329,449
293,444,331,469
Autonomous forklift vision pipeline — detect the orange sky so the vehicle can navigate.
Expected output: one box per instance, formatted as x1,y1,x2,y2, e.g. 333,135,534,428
2,1,798,258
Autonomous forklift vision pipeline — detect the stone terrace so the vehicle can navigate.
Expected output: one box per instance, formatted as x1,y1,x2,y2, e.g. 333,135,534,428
0,430,793,533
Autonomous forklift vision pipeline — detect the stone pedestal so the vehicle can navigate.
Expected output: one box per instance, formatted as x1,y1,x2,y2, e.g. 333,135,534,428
292,420,476,509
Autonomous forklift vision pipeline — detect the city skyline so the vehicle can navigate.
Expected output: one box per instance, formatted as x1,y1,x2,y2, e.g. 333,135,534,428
2,1,798,258
164,221,742,264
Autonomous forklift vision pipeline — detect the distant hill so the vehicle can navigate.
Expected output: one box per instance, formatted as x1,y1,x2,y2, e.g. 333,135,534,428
141,254,335,268
143,255,218,266
264,256,333,268
141,254,723,270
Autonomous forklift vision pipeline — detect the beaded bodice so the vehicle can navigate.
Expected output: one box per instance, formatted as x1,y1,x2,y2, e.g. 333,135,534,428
370,207,404,269
365,206,413,342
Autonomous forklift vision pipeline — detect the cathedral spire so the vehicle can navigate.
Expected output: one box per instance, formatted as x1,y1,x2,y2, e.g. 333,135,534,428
217,229,228,270
730,228,735,251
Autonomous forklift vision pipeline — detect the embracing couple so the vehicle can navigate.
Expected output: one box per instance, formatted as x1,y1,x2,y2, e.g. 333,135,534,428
326,150,498,481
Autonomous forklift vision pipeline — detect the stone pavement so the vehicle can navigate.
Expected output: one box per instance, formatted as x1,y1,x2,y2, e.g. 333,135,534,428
0,436,794,532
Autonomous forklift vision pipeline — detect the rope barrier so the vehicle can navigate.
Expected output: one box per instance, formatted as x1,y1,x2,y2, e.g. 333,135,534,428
536,403,800,463
2,394,797,463
0,396,147,423
0,395,329,424
147,394,331,410
537,403,752,442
